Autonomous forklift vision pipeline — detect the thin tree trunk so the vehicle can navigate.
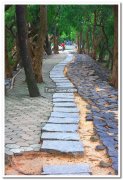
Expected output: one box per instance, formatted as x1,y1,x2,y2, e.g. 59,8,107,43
92,11,97,59
77,32,80,53
44,34,52,55
13,36,22,71
16,5,40,97
86,29,89,54
53,35,59,54
33,5,47,82
5,36,12,78
101,25,113,62
111,5,118,88
79,31,82,54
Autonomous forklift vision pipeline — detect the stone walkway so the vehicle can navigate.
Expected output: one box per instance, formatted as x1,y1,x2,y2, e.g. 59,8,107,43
66,54,118,174
41,54,91,175
5,53,67,155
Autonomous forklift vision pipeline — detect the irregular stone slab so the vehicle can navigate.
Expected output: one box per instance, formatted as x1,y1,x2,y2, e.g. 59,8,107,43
42,163,91,175
6,144,20,149
53,96,74,100
53,98,75,102
41,132,80,141
42,124,78,132
48,117,79,124
53,107,79,113
51,112,79,118
53,93,74,98
52,77,68,81
53,102,76,107
50,75,65,78
56,84,74,88
53,80,70,83
41,140,84,154
56,82,74,85
54,88,77,93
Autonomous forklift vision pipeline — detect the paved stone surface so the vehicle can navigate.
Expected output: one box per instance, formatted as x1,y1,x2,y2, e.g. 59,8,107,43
53,107,79,113
51,112,79,118
42,164,91,175
53,98,76,102
41,54,84,156
5,53,67,155
53,93,74,98
53,102,76,107
41,132,80,141
42,124,78,132
41,140,84,154
66,54,118,174
48,117,79,124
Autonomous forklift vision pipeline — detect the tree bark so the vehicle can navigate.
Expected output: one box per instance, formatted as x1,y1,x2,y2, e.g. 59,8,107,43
101,25,113,62
86,28,89,54
92,11,97,59
33,5,47,82
5,36,12,78
16,5,40,97
79,31,82,54
111,5,118,88
53,35,59,54
13,36,22,71
44,34,52,55
77,32,80,53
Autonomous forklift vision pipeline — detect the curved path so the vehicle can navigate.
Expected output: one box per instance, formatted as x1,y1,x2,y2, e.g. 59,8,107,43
41,54,92,175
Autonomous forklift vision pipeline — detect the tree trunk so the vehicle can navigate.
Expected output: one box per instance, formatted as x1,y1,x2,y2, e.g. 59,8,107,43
92,11,97,59
44,34,52,55
79,31,82,54
33,5,47,82
77,32,80,53
5,36,12,78
16,5,40,97
13,36,22,71
111,5,118,88
53,35,59,54
86,29,89,54
101,25,113,63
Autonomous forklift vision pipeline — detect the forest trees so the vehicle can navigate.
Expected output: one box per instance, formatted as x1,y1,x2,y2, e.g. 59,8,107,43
5,4,118,90
32,5,47,82
111,5,118,88
16,5,40,97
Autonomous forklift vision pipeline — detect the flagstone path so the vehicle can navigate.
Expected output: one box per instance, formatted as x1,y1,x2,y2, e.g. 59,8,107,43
40,54,92,175
41,55,84,155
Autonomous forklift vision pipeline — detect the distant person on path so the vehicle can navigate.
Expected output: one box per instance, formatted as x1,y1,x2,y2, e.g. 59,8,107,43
61,42,65,51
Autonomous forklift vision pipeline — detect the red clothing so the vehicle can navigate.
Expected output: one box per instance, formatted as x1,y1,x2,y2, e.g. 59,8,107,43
61,43,65,47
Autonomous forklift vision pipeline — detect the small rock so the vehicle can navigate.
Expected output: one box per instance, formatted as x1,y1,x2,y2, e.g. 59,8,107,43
90,135,99,142
99,161,112,168
114,137,118,141
95,145,105,151
5,154,12,165
86,114,93,121
115,144,118,149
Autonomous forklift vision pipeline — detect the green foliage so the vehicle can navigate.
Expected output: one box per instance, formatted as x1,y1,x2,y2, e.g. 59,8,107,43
5,5,115,70
26,5,40,25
